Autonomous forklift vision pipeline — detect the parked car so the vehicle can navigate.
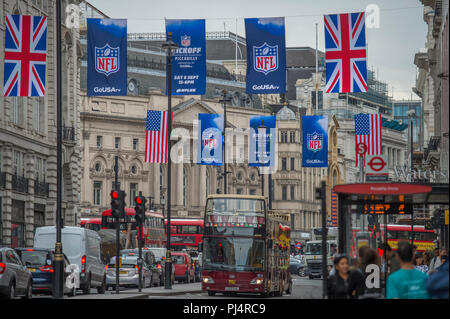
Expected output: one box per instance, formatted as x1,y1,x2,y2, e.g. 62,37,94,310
0,247,33,299
34,226,106,295
147,247,175,286
171,252,194,284
289,257,306,277
106,256,153,289
14,248,78,297
120,248,160,287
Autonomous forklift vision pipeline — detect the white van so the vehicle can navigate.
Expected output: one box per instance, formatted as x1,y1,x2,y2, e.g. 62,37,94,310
33,226,106,294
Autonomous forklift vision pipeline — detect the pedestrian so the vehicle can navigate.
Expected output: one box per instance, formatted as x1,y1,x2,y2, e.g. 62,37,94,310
423,252,431,268
429,248,448,274
426,257,449,299
386,241,429,299
380,242,400,275
428,248,441,273
327,254,362,299
414,252,429,273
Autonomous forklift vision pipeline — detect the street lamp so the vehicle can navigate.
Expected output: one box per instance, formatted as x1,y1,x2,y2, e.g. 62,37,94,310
406,108,416,247
219,90,232,194
162,32,178,290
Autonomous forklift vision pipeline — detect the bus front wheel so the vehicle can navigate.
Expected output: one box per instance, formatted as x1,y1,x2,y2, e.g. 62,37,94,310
208,291,216,296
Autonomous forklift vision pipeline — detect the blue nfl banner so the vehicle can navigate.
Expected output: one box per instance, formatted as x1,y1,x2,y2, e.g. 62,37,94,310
166,19,206,95
87,19,127,96
197,114,223,165
249,116,276,167
302,116,328,167
245,17,286,94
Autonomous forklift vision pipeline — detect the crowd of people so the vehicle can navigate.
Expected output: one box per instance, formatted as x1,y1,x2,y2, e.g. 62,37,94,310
326,243,449,299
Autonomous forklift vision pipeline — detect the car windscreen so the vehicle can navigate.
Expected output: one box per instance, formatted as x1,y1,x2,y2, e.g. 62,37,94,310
149,249,165,260
20,250,51,267
172,255,185,264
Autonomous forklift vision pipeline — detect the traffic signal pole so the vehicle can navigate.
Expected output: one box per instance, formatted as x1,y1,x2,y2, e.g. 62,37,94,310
320,181,327,299
114,156,120,294
135,193,146,292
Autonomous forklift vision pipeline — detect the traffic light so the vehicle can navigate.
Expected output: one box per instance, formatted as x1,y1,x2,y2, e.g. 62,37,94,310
110,190,126,219
134,196,146,224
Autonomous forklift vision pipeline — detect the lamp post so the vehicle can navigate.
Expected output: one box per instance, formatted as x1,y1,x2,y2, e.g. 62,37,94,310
219,90,232,194
407,108,416,247
162,33,178,289
53,0,64,299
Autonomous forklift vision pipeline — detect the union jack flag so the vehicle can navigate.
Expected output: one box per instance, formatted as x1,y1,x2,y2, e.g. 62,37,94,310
145,110,173,163
324,12,367,93
3,15,47,97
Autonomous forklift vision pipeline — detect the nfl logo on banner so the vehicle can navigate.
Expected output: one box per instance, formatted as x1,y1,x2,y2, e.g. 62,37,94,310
254,43,278,75
181,35,191,47
95,44,119,76
307,132,323,152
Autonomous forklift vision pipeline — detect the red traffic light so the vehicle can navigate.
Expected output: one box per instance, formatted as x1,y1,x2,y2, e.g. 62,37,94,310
111,191,119,199
135,196,143,205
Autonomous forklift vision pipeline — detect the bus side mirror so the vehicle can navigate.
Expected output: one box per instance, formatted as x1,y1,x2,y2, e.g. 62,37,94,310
198,243,203,253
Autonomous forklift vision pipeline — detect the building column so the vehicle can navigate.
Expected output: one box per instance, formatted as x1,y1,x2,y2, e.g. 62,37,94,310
1,144,13,246
25,152,35,247
176,163,183,207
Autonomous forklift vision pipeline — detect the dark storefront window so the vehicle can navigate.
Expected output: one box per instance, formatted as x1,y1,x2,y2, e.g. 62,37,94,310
11,200,25,248
34,204,45,236
0,198,2,245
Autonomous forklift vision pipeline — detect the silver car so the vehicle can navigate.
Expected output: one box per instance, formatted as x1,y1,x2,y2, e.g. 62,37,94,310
0,247,33,299
106,256,153,289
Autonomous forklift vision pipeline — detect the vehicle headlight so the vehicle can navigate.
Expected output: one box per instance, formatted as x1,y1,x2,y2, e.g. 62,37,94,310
250,278,264,285
202,276,214,284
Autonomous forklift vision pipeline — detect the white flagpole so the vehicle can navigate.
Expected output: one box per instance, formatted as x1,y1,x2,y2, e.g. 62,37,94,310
315,22,319,112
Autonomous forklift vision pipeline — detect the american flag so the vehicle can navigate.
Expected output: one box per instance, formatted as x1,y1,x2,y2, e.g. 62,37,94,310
145,110,172,163
355,114,382,167
324,12,367,93
3,15,47,97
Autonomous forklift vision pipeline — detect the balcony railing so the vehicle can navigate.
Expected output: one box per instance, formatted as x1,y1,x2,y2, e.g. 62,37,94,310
34,179,49,197
0,171,6,188
63,126,76,142
12,174,29,193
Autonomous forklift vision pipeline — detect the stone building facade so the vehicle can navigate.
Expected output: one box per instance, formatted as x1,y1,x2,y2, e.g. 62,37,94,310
80,91,270,219
0,0,82,247
415,0,449,179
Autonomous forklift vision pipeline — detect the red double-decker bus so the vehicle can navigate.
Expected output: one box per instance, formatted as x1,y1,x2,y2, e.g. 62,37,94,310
101,208,165,247
350,224,436,257
164,219,204,251
201,195,291,297
80,218,102,231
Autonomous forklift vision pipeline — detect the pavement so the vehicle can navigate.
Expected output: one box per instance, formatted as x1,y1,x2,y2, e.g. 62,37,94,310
70,283,203,299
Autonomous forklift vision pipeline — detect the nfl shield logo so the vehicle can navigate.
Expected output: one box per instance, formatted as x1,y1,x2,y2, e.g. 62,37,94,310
181,35,191,47
253,42,278,75
307,132,323,152
95,44,120,76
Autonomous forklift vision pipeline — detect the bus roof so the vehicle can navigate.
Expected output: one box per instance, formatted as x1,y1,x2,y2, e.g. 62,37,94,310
164,219,204,226
207,194,265,200
80,218,101,224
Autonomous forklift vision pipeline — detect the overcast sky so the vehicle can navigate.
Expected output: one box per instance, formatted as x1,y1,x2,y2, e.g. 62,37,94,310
88,0,427,100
